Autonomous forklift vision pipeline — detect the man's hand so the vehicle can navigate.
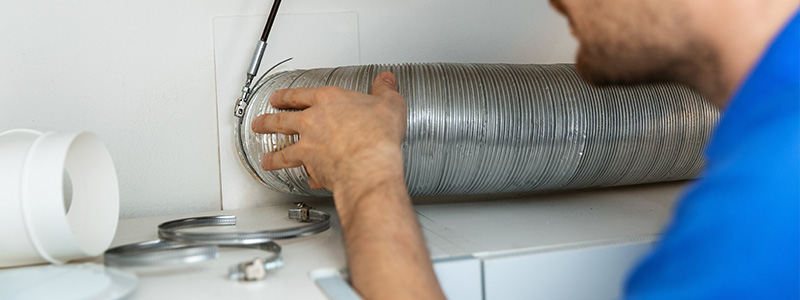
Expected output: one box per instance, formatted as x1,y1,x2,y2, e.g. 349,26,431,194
251,72,446,300
251,72,407,214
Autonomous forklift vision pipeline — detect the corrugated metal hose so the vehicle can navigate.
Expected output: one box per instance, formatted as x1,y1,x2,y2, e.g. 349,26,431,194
234,63,719,197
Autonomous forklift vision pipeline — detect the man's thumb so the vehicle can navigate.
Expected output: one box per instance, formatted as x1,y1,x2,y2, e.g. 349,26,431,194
371,72,398,96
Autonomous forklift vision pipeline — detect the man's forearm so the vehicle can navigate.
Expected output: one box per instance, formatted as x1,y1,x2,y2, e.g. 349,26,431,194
333,152,446,300
252,72,438,298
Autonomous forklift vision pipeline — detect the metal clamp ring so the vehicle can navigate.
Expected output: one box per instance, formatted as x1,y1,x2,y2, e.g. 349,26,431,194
104,204,327,281
157,205,330,244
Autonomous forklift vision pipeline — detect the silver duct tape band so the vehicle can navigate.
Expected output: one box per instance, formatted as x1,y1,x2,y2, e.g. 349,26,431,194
235,63,719,196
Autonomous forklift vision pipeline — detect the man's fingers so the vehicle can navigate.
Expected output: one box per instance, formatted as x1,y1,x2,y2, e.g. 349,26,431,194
261,145,304,171
307,176,323,189
270,87,317,109
371,72,398,97
252,111,301,134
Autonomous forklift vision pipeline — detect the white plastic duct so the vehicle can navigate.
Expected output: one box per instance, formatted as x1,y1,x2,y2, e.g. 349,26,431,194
0,129,119,267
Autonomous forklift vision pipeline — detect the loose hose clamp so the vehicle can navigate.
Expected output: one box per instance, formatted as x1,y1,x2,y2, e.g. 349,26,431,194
104,204,329,281
105,239,282,281
157,205,330,243
104,240,220,267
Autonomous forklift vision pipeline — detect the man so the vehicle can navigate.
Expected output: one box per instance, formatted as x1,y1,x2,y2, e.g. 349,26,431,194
252,0,799,299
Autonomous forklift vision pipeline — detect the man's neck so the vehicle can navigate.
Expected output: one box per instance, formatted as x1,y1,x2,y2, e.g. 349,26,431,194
687,1,799,108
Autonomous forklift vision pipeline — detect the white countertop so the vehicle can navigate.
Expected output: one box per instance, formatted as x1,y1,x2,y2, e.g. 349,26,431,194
99,181,687,299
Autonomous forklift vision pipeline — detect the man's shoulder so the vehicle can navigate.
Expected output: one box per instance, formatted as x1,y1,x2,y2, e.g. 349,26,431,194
623,10,800,300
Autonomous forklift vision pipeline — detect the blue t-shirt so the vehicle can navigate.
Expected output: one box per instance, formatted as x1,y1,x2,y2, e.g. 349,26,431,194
624,11,800,300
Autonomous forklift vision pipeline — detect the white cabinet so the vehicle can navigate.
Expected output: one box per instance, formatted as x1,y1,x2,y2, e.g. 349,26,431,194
104,182,682,299
481,239,655,300
433,256,483,300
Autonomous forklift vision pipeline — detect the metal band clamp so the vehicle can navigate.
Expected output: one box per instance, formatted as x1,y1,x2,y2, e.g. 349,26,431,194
104,204,329,281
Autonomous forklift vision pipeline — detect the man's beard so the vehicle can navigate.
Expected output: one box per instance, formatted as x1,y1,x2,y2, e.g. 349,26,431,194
576,42,679,86
574,37,724,103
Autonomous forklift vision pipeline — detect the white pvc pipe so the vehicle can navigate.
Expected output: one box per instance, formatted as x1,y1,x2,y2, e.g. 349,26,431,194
0,129,119,268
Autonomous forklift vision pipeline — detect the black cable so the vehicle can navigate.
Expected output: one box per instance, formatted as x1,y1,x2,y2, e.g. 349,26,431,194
260,0,282,42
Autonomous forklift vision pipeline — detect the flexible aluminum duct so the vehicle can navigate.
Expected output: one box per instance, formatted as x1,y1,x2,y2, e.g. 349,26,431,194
234,63,718,197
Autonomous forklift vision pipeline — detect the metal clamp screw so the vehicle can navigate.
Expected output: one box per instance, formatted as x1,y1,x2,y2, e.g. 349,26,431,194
229,256,284,281
234,86,252,118
294,202,312,222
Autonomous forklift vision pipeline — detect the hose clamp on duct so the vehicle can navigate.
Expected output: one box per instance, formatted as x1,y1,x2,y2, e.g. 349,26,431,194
0,129,119,268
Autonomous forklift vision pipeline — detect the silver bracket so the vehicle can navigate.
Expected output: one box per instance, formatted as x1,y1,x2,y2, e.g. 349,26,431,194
234,85,251,118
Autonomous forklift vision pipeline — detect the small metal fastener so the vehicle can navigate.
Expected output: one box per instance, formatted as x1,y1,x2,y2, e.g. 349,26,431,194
228,256,284,281
286,204,329,230
294,202,311,222
234,86,252,118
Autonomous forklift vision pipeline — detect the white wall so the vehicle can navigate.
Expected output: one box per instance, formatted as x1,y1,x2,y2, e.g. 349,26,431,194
0,0,577,218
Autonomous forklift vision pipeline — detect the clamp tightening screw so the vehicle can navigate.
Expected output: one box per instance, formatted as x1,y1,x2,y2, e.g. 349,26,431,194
229,256,284,281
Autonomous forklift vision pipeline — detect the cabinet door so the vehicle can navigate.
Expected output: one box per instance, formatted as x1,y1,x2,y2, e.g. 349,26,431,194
483,241,655,300
434,256,483,300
